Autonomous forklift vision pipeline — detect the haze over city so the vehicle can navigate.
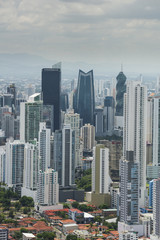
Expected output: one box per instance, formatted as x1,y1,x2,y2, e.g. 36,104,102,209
1,0,160,77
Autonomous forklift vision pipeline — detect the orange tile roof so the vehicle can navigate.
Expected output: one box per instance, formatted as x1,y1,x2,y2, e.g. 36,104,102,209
110,230,119,235
60,219,76,224
33,221,53,232
69,208,83,213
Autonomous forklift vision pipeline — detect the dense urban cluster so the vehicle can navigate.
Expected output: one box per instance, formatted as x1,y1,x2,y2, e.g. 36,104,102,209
0,63,159,239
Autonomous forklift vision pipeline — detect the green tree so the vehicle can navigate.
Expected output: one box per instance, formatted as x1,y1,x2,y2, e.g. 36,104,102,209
71,201,79,208
63,203,70,208
36,232,56,240
66,234,77,240
15,202,21,211
23,207,31,214
9,209,14,219
0,213,5,223
20,196,34,207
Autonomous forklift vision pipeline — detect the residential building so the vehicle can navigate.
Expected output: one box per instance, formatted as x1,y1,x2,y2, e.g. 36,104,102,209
2,112,14,138
0,227,8,240
81,124,95,153
103,96,115,136
123,81,147,207
20,93,42,142
37,168,59,206
0,146,5,183
153,178,160,238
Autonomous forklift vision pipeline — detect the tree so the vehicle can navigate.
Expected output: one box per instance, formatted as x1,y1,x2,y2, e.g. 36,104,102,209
9,209,14,219
71,201,79,208
36,232,56,240
66,234,77,240
15,202,21,211
0,213,5,223
63,203,70,209
20,196,34,207
23,207,30,214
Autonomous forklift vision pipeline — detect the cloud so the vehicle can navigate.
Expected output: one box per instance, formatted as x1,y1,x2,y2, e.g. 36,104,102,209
0,0,160,68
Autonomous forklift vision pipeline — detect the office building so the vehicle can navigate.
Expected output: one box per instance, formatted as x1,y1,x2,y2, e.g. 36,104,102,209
38,122,51,172
5,140,25,192
115,70,126,116
20,93,42,143
95,107,103,137
53,130,62,185
7,83,16,108
42,64,61,131
37,168,59,206
123,81,147,207
149,180,154,208
81,124,95,153
75,70,95,125
61,93,69,112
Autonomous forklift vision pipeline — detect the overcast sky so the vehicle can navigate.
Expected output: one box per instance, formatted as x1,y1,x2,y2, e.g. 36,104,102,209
1,0,160,73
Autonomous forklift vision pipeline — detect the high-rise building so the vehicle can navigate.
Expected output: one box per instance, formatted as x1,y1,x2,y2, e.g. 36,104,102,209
103,96,115,136
115,71,126,116
2,112,14,138
153,95,160,166
37,168,59,206
75,70,95,125
149,180,154,208
123,81,147,206
7,83,16,108
153,178,160,238
119,151,139,225
5,140,25,192
0,146,5,183
0,227,8,240
64,110,80,167
61,93,69,112
53,130,62,185
95,107,104,137
91,144,112,206
42,64,61,131
81,124,95,153
92,144,111,194
20,93,42,143
38,122,51,172
62,124,75,187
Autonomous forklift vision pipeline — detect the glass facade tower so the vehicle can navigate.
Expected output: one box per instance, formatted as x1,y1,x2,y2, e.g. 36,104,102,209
76,70,95,125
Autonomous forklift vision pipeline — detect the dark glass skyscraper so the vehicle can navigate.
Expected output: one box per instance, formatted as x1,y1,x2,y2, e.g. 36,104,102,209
115,71,126,116
42,64,61,131
76,70,95,125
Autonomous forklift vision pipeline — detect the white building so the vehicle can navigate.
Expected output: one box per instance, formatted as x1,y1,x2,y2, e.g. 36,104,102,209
123,81,147,207
21,141,39,202
37,168,59,206
5,140,25,192
153,178,160,238
64,110,81,167
92,144,112,194
0,146,6,183
119,230,138,240
38,122,51,172
153,95,160,166
81,124,95,152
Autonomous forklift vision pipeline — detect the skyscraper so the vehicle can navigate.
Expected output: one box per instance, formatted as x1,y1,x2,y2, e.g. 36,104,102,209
103,96,115,135
42,63,61,131
119,152,139,225
37,168,59,206
80,124,95,153
38,122,51,172
153,178,160,238
20,93,42,142
115,71,126,116
76,70,95,125
123,81,147,207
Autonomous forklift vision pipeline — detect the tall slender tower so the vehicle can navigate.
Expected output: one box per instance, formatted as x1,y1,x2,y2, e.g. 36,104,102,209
42,63,61,131
123,81,147,207
76,70,95,125
115,71,126,116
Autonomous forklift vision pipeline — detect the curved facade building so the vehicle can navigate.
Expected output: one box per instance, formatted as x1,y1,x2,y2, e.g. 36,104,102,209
115,71,126,116
76,70,95,125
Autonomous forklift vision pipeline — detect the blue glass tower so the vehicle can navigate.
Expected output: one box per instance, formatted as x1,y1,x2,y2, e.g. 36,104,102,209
149,180,153,208
76,70,95,125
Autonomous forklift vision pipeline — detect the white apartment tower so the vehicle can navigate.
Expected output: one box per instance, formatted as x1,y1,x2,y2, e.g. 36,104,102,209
81,123,95,152
92,144,112,194
153,178,160,238
0,146,6,183
38,168,59,206
39,122,51,172
5,140,25,192
123,81,147,207
153,95,160,166
64,111,81,167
